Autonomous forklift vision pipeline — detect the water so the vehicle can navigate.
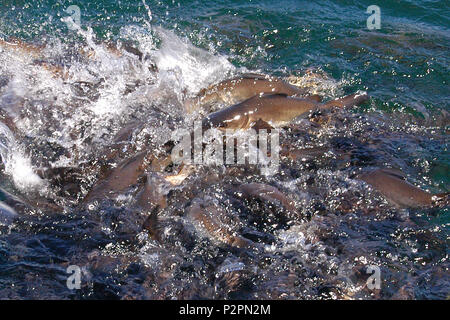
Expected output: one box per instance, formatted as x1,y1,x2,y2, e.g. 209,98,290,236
0,0,448,299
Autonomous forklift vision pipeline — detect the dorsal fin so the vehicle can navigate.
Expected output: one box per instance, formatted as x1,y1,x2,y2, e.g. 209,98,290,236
251,119,274,132
142,207,161,241
118,151,147,170
120,41,144,60
306,94,322,103
240,93,289,104
237,73,271,81
261,93,289,98
379,168,407,180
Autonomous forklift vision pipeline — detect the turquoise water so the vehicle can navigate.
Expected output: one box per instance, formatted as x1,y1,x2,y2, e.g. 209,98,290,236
2,0,449,106
0,0,448,299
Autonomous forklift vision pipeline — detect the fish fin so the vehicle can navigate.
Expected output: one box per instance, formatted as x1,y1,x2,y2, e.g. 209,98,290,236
251,119,274,131
120,40,144,60
306,94,322,103
324,93,369,108
113,121,142,143
260,93,289,98
231,236,254,249
238,73,269,80
142,207,161,241
118,151,147,171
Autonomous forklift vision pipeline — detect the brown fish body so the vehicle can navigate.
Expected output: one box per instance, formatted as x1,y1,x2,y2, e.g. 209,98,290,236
1,38,149,80
281,146,329,161
359,169,437,208
0,38,44,58
136,173,169,211
0,37,137,61
187,201,252,248
202,92,369,130
0,38,70,79
237,183,299,219
185,75,308,113
202,94,317,130
84,151,149,202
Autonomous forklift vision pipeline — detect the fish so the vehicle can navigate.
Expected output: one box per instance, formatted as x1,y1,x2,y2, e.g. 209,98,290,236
32,59,69,79
137,171,193,241
237,183,300,220
202,92,369,131
141,208,162,242
0,186,62,216
0,37,44,58
0,38,71,79
187,200,253,248
280,146,330,162
83,151,150,202
358,168,449,208
136,173,170,211
184,74,319,113
1,37,156,80
83,146,182,204
163,164,195,186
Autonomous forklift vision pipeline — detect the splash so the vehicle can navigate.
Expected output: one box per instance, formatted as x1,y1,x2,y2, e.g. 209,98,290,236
0,122,44,192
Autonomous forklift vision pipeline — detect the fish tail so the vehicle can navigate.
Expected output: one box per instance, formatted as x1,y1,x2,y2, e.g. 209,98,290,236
143,207,161,241
324,92,369,108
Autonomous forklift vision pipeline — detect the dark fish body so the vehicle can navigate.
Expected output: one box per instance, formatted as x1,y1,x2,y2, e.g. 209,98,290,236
0,186,61,215
136,173,169,211
187,201,252,248
202,93,369,130
359,168,447,208
84,151,149,202
185,74,309,113
237,183,299,219
281,146,329,161
0,109,18,134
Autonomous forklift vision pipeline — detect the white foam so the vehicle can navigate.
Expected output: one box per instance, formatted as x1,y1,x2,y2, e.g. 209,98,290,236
152,27,235,95
0,25,238,195
0,123,44,192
